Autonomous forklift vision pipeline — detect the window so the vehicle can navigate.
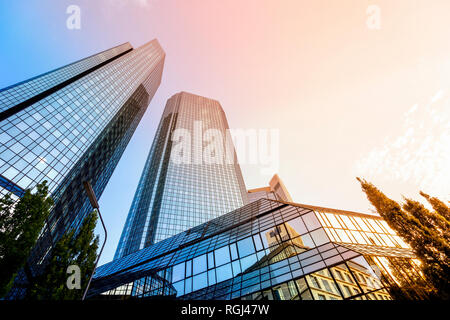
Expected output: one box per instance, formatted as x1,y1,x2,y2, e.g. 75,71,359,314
302,212,321,231
285,217,308,237
310,276,322,289
322,279,332,292
192,272,208,291
237,237,255,257
216,263,233,283
193,254,207,275
214,246,230,266
172,262,185,282
318,294,326,300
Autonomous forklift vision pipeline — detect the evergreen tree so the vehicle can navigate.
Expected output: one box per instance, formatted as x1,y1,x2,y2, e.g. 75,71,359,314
0,181,53,297
357,178,450,299
27,211,99,300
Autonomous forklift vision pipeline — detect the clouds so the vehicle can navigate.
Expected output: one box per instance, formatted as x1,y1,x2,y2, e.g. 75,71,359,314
355,90,449,201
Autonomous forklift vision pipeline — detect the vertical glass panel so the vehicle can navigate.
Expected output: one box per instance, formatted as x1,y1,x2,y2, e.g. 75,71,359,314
185,277,192,295
253,234,263,251
193,272,208,291
230,243,239,260
208,269,216,286
237,237,255,257
216,263,233,283
295,278,313,300
302,212,321,231
207,251,215,269
232,260,241,276
193,254,207,275
214,246,231,266
172,262,185,283
172,280,185,297
186,260,192,277
285,217,307,237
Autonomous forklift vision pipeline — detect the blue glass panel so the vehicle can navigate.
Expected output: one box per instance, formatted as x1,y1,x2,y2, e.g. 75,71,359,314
193,272,208,291
230,243,238,260
216,263,233,283
237,237,255,257
208,269,216,286
214,246,230,266
240,253,257,272
172,262,185,282
172,280,184,297
193,254,207,275
186,260,192,277
232,260,241,276
207,252,214,269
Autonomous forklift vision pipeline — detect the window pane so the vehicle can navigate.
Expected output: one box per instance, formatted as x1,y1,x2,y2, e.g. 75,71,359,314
193,272,208,291
310,228,330,246
216,263,233,283
237,237,255,257
172,262,185,282
302,212,321,231
240,253,258,272
215,246,231,266
172,280,184,297
193,254,207,275
285,217,307,237
230,243,239,260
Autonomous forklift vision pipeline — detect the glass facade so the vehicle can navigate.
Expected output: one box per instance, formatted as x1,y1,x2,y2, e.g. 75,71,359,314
115,92,248,259
0,39,165,296
89,199,421,300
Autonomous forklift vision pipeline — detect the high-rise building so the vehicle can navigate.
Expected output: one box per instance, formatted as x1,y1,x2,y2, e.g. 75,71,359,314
247,174,293,203
89,198,420,300
115,92,248,259
0,40,165,293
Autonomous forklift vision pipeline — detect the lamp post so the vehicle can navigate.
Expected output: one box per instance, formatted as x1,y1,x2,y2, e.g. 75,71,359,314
81,181,107,301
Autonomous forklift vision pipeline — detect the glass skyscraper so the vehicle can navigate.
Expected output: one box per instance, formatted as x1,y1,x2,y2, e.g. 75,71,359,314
0,39,165,293
115,92,248,259
89,198,421,300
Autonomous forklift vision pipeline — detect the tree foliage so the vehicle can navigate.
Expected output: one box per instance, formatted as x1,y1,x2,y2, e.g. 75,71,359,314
357,178,450,299
26,211,99,300
0,181,53,297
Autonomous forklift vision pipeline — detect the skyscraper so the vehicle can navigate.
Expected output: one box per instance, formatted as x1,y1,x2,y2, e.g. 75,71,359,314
0,40,165,289
247,174,293,203
115,92,248,259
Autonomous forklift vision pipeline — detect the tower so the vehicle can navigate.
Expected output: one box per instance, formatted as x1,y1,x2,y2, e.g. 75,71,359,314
0,40,165,291
115,92,248,258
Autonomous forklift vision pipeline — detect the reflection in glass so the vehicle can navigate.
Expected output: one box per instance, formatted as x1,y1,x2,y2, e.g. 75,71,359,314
214,246,231,266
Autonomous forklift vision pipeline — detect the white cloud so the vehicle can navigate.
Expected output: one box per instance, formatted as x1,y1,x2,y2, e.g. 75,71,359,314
355,90,450,201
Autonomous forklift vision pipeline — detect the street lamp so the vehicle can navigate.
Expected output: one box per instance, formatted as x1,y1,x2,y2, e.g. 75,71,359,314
81,181,107,300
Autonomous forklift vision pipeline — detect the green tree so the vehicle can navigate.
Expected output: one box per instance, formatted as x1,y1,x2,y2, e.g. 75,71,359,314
26,211,99,300
357,178,450,299
27,211,99,300
0,181,53,297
